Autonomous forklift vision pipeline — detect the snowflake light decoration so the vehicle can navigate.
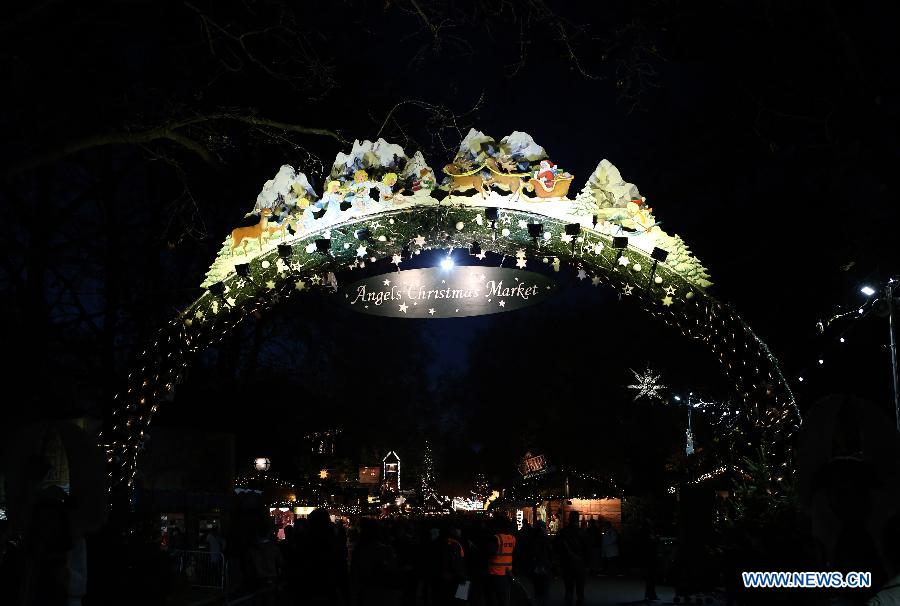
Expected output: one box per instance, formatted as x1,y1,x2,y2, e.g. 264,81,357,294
627,366,667,402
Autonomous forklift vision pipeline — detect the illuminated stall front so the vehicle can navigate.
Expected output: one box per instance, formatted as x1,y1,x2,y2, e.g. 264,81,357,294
494,452,623,532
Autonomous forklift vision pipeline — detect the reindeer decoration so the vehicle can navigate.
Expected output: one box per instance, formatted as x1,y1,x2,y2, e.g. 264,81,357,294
443,163,487,199
265,217,295,242
230,208,272,255
264,205,297,242
484,158,533,201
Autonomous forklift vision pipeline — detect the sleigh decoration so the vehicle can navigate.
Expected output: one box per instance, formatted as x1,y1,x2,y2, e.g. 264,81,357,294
528,174,574,199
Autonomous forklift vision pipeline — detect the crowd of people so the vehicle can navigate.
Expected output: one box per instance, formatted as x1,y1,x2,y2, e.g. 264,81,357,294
222,509,648,606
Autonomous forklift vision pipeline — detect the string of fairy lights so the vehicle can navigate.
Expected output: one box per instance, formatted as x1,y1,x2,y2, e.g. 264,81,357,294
234,473,295,491
794,279,898,388
102,202,801,505
504,466,623,503
666,465,748,494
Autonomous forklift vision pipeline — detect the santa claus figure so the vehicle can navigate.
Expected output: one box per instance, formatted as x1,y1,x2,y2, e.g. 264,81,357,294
535,159,557,191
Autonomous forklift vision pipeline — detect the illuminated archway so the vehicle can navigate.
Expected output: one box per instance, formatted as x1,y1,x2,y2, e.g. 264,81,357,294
102,133,800,494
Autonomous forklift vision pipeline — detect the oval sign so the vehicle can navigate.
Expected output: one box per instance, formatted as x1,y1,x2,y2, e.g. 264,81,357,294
340,266,557,318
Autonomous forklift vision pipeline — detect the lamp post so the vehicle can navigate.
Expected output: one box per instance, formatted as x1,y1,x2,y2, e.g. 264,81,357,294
673,394,695,455
887,282,899,432
861,280,900,432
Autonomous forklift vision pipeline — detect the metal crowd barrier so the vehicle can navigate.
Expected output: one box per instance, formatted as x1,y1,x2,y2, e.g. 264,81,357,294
173,549,228,591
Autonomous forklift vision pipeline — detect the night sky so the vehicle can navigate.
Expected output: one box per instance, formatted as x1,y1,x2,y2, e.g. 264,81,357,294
2,1,898,493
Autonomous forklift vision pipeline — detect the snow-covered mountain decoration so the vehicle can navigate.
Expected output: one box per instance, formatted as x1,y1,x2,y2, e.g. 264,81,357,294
499,131,547,163
330,138,408,180
401,151,437,192
457,129,495,164
254,165,318,213
450,128,550,174
575,159,641,212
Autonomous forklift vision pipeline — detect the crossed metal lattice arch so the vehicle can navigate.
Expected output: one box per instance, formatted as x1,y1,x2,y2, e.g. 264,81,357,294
103,203,801,492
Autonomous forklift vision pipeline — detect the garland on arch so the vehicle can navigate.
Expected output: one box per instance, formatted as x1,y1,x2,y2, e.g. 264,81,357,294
103,202,799,497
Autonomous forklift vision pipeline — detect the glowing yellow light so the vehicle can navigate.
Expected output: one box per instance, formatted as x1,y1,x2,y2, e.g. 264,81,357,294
319,469,329,479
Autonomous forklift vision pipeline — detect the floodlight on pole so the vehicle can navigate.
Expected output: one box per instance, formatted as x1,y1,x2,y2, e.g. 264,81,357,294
649,246,669,284
565,223,581,254
612,236,628,264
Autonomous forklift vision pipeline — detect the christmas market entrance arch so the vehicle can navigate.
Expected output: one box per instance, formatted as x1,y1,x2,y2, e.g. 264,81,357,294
102,133,802,495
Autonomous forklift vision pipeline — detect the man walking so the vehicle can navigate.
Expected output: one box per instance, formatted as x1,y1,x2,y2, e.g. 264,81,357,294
555,511,589,606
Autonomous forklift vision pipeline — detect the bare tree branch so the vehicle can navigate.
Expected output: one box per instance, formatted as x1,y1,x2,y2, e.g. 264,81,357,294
3,114,345,180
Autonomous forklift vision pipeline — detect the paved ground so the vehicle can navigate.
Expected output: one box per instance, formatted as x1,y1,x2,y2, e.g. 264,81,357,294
516,574,722,605
176,575,724,606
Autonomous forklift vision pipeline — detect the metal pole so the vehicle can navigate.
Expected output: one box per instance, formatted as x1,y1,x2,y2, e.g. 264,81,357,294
686,394,694,457
687,394,693,434
888,283,900,432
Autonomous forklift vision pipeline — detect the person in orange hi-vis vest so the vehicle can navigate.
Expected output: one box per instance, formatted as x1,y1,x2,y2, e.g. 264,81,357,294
485,515,517,606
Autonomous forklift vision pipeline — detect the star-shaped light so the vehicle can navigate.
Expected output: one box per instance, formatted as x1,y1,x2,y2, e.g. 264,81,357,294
518,220,528,229
392,254,402,265
622,284,634,295
498,300,506,307
356,245,368,257
664,285,677,296
194,310,204,320
265,280,275,289
399,303,408,313
310,275,322,285
627,366,667,402
516,257,527,269
591,276,601,286
414,235,426,247
561,233,573,243
593,243,604,254
226,297,236,306
662,295,673,306
318,469,329,479
475,251,486,260
383,279,391,286
428,308,436,315
577,269,587,280
294,279,306,291
617,255,631,267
